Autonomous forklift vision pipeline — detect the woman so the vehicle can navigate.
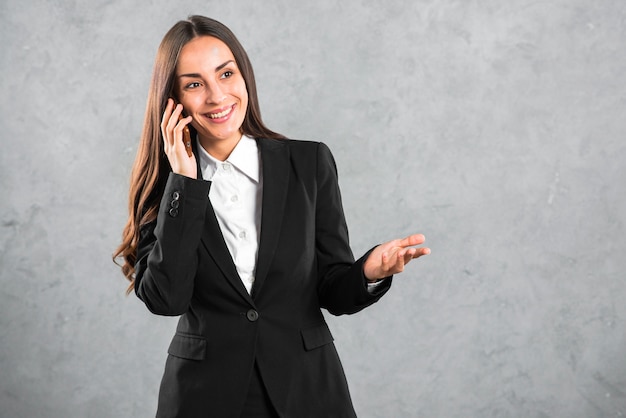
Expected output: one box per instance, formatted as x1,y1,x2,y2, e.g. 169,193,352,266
114,15,430,418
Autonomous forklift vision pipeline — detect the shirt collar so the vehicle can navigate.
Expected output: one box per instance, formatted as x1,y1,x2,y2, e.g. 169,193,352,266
197,135,260,183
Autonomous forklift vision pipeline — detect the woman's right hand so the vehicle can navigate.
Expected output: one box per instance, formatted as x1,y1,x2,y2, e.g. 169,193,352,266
161,98,197,178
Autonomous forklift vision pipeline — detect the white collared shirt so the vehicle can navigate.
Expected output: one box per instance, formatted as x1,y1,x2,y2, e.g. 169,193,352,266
197,135,262,294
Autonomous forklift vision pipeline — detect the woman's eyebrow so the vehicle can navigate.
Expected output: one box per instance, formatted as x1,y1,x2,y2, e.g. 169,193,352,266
215,60,235,71
178,60,235,79
178,73,201,78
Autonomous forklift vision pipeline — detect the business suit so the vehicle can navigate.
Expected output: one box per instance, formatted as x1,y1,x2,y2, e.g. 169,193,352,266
134,137,392,417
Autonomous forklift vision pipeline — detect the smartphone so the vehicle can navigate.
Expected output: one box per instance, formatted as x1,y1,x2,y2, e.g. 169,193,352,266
178,112,193,157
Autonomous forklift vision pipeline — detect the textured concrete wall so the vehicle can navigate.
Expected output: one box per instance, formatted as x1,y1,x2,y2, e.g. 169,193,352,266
1,1,625,417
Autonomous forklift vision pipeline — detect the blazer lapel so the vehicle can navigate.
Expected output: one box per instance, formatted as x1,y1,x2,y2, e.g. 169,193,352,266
194,140,255,305
199,201,255,304
252,138,290,298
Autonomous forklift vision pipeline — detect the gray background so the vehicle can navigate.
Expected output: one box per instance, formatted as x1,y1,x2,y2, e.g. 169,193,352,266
1,0,624,417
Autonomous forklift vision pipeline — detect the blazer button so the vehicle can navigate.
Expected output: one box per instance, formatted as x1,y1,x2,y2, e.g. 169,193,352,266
170,199,180,209
169,208,179,217
246,309,259,322
172,191,180,200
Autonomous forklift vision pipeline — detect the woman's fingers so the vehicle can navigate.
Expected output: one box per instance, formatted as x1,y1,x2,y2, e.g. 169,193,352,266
162,99,185,149
161,99,174,146
162,100,192,155
364,234,430,281
396,234,426,249
160,98,197,178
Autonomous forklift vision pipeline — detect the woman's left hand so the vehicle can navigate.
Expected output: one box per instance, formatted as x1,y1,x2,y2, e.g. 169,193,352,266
363,234,430,281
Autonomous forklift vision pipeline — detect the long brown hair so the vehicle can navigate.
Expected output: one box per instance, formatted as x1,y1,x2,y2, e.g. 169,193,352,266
114,16,284,292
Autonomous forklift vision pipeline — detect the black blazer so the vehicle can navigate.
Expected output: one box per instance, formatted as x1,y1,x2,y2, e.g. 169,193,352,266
134,138,392,417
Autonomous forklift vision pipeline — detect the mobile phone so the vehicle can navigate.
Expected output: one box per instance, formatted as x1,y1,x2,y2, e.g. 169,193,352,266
178,112,193,157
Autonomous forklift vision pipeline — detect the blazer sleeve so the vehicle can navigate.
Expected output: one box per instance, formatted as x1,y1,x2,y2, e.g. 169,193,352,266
133,173,211,316
314,142,392,315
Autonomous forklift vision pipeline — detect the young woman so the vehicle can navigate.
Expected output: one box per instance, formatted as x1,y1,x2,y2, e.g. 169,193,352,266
114,15,430,418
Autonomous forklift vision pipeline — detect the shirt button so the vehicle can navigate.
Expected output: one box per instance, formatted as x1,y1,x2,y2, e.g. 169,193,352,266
231,195,238,202
239,231,246,239
246,309,259,322
222,163,231,171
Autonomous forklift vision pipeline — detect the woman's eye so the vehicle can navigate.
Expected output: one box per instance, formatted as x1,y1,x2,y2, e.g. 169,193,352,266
221,71,233,79
186,82,201,89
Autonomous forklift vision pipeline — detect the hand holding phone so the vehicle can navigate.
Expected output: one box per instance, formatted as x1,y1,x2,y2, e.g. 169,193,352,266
161,98,197,178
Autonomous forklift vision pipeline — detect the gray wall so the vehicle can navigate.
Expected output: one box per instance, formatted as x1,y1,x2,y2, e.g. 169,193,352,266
1,0,624,417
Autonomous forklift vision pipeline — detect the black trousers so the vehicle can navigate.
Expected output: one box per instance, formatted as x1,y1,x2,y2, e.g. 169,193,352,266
240,362,279,418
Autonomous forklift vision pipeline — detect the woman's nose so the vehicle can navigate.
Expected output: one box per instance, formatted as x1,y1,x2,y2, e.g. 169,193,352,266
206,83,226,104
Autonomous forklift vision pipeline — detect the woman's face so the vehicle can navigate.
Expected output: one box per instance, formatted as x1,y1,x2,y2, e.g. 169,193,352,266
175,36,248,149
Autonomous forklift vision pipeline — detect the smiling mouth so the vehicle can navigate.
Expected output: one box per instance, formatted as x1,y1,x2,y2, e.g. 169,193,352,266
208,105,235,119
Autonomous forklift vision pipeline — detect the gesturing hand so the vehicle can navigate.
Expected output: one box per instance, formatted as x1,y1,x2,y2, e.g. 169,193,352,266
363,234,430,281
161,98,197,179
